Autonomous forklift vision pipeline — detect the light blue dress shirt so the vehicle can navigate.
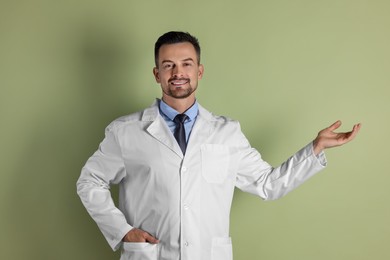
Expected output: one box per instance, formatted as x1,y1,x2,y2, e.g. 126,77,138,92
158,99,198,142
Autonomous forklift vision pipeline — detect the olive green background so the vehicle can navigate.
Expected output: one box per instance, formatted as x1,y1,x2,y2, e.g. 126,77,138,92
1,0,389,259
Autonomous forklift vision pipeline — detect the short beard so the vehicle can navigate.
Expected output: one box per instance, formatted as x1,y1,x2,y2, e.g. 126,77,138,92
163,85,196,99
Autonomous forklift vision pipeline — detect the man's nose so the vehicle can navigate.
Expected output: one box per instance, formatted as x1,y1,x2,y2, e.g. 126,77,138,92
172,65,183,77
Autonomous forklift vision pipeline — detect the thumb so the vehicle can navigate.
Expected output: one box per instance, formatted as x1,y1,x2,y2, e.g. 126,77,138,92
328,120,342,131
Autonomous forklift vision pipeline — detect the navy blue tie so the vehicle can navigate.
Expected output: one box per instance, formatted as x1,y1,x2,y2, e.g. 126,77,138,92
174,114,188,154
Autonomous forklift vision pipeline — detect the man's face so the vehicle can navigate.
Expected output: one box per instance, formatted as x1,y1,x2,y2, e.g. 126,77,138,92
153,42,204,101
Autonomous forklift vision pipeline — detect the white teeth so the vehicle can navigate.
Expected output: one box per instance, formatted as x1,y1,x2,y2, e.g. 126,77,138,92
171,80,188,85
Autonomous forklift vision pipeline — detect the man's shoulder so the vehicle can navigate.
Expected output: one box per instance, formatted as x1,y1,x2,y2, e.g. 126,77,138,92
105,103,158,132
208,113,239,126
199,105,239,125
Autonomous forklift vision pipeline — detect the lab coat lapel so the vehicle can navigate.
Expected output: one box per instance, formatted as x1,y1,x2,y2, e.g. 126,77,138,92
143,102,183,158
186,105,214,155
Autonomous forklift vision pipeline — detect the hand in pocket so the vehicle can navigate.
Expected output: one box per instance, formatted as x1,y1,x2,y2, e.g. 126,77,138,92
122,228,159,244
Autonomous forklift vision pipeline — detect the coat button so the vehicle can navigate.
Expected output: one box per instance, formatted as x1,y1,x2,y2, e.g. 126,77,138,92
182,166,187,172
184,204,189,210
184,241,189,247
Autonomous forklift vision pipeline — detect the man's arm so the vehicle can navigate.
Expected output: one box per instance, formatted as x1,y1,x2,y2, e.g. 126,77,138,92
235,120,361,201
77,123,133,250
313,120,361,155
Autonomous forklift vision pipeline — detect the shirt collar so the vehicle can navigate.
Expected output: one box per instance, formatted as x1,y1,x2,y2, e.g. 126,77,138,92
159,99,199,122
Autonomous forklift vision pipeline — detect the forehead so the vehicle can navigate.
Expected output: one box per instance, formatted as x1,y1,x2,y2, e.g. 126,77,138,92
158,42,198,63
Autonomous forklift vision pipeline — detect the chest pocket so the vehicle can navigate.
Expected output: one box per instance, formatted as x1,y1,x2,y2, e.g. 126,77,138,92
201,144,232,184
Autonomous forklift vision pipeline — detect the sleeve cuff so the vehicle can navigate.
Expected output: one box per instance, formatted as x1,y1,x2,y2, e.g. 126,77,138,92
311,142,327,167
111,225,133,251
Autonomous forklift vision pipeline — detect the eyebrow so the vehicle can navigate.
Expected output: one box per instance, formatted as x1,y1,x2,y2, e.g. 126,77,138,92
161,58,195,64
182,58,195,63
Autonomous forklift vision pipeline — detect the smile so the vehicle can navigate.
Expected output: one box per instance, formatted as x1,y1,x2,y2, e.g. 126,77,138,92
170,79,189,86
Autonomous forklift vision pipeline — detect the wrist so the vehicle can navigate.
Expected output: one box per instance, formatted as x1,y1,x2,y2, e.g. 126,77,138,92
313,138,324,156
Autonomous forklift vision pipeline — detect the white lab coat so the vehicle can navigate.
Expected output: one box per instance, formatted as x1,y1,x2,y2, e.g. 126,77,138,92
77,101,326,260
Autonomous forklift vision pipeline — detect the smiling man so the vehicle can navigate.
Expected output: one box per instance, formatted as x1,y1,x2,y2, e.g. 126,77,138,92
77,31,361,260
153,39,203,113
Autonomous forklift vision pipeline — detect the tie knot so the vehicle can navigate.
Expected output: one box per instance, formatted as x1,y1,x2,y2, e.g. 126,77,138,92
174,114,188,124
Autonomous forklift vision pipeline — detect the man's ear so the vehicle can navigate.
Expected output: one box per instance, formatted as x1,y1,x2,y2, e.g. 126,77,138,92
153,67,160,83
198,64,204,79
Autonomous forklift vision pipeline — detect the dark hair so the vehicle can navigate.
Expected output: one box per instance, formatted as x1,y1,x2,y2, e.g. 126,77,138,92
154,31,201,67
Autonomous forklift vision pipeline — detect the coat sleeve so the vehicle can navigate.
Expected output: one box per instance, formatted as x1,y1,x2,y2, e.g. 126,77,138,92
76,122,132,251
235,124,327,201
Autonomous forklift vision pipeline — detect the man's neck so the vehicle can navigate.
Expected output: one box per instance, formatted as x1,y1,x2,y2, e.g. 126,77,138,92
162,96,196,114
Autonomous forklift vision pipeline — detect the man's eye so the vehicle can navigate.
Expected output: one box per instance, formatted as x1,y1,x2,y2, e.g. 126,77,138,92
183,63,192,67
163,64,172,69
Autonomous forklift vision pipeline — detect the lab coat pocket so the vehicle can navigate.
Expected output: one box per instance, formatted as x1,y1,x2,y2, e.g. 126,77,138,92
201,144,231,184
120,242,158,260
211,237,233,260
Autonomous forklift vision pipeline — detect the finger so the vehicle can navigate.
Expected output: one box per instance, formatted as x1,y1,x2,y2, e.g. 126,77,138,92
356,123,362,131
348,123,361,140
144,233,159,244
328,120,342,131
340,123,361,143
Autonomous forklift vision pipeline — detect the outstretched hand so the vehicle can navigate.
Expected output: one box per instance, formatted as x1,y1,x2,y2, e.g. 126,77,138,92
313,120,361,155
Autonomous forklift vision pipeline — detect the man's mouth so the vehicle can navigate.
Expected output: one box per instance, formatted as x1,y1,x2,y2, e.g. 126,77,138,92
169,78,190,87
